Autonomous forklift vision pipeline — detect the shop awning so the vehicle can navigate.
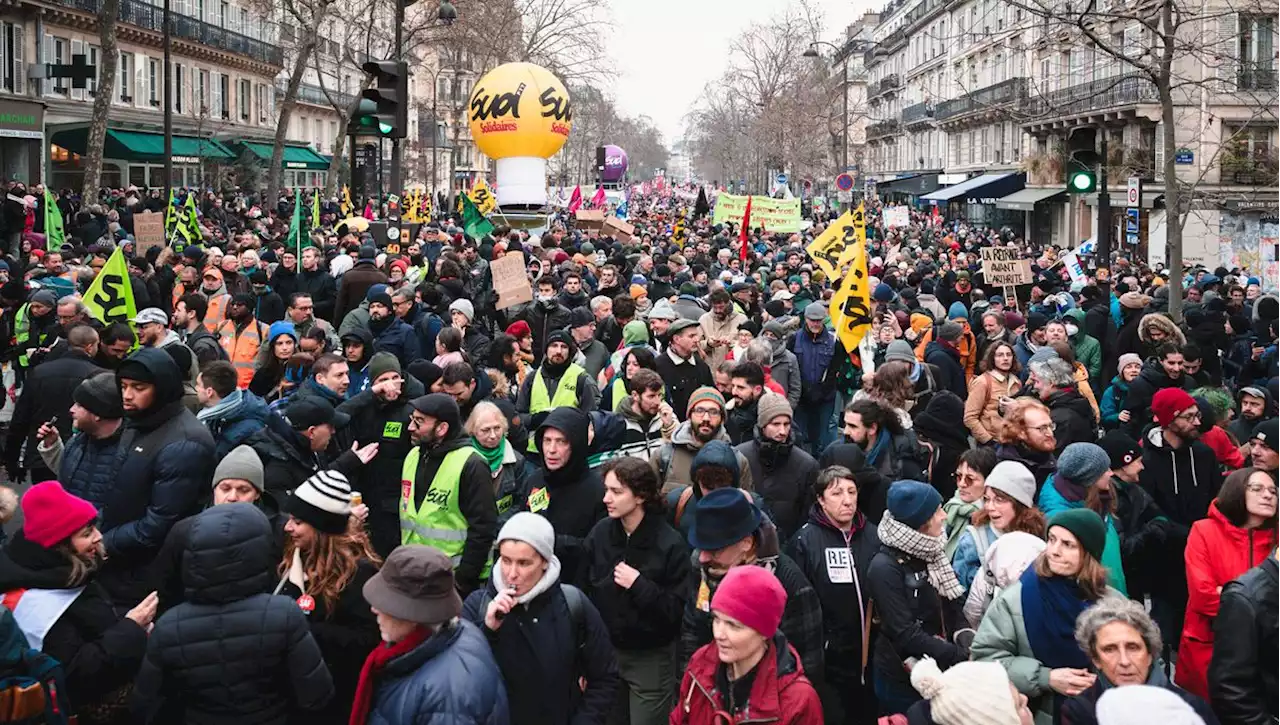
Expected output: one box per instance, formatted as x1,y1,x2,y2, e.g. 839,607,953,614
233,141,330,170
877,172,941,196
995,187,1066,211
1083,192,1164,209
920,172,1024,204
50,128,234,163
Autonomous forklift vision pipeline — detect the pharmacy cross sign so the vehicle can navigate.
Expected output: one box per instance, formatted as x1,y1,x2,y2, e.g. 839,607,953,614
46,54,96,90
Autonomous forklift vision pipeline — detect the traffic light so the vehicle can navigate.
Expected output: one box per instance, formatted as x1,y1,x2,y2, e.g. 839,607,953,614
1065,126,1098,194
358,60,408,138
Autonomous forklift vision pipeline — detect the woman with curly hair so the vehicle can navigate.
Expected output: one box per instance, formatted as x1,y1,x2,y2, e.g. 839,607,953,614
952,460,1047,592
276,469,381,725
855,359,916,429
965,341,1022,444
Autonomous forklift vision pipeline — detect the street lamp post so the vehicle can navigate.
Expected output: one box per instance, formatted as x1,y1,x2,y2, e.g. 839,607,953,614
804,40,851,211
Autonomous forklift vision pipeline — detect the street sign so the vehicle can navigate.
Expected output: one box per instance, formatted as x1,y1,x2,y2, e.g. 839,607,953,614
1175,148,1194,164
1127,177,1141,207
45,54,96,89
835,173,855,191
1125,208,1140,234
837,190,853,203
776,173,788,185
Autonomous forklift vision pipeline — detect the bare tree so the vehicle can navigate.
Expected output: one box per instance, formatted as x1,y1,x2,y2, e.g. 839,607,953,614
80,0,120,201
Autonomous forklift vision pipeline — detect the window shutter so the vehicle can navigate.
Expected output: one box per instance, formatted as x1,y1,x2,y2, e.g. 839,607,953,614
136,55,147,107
70,39,84,100
1217,14,1239,91
13,25,23,95
1154,121,1166,181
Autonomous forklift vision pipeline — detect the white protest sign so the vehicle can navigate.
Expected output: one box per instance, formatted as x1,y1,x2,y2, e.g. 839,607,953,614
980,246,1034,286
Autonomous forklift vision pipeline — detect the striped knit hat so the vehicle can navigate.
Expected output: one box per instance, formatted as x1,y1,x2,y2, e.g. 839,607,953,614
284,469,352,535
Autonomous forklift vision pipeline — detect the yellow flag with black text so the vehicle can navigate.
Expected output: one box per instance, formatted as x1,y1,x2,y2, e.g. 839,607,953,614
828,203,872,354
468,178,497,216
84,247,138,326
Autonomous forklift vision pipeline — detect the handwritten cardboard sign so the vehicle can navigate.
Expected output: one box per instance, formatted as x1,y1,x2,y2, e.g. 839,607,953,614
981,246,1034,286
133,212,166,254
492,253,533,310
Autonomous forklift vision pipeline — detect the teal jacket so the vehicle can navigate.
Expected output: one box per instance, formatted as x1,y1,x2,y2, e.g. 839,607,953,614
1063,309,1102,384
1037,475,1128,596
1099,376,1130,430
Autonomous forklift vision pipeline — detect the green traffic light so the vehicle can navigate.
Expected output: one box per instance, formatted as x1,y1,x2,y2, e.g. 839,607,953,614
1068,171,1096,193
379,121,394,135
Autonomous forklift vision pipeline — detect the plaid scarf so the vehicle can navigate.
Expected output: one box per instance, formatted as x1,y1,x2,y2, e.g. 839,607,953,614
877,511,966,601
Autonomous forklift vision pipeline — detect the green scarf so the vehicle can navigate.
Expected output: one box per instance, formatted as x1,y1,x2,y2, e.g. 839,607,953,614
942,495,982,558
471,437,506,474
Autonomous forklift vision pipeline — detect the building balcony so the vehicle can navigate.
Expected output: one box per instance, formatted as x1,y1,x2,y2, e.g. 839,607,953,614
867,119,902,140
901,101,934,127
1238,65,1278,91
869,73,902,99
58,0,282,67
279,83,354,110
1023,73,1157,125
935,77,1027,124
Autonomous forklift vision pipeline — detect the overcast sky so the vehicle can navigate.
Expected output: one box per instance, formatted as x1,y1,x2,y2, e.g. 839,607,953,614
607,0,879,145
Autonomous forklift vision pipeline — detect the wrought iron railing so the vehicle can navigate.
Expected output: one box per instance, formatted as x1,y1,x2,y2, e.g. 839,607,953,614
936,77,1028,121
1023,73,1156,118
64,0,283,66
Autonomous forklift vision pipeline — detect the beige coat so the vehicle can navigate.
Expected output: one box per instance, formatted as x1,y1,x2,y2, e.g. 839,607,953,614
964,370,1022,443
698,310,748,368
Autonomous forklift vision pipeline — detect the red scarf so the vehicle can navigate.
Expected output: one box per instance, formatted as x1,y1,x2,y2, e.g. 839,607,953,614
349,625,431,725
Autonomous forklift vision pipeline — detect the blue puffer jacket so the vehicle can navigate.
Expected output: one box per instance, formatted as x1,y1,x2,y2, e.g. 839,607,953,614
366,619,508,725
200,391,273,460
59,428,126,509
370,316,423,370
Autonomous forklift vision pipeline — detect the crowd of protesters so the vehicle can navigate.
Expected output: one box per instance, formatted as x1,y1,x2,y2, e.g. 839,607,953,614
0,177,1273,725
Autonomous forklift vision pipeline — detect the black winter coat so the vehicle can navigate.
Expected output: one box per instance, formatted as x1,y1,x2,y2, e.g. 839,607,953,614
58,427,126,510
335,264,388,327
736,436,818,540
369,316,422,369
295,269,337,323
522,298,573,364
7,348,103,470
786,507,879,680
1111,478,1173,601
1209,556,1278,725
0,532,148,712
276,560,380,725
865,544,965,690
245,422,361,497
462,580,620,725
1122,360,1192,438
102,349,216,604
131,504,334,725
581,511,691,651
923,341,967,399
1044,388,1097,453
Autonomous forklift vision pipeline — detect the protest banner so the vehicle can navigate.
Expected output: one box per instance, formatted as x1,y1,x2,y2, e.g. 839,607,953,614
84,247,138,325
828,203,872,354
1061,252,1087,286
980,246,1034,286
133,212,166,255
883,206,910,228
712,193,802,233
492,253,533,310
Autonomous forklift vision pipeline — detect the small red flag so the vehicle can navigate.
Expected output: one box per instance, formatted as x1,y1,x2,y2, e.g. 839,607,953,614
567,185,583,214
738,196,752,261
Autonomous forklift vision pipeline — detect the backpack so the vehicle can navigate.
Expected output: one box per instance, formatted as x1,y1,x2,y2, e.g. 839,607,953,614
0,610,70,725
186,329,229,363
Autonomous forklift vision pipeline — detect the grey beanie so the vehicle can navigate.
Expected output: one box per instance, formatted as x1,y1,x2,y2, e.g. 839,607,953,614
449,298,475,322
984,461,1037,508
72,372,124,419
804,302,827,321
497,511,556,563
756,392,793,431
213,444,265,492
367,351,401,384
1057,442,1112,487
937,321,964,342
762,320,787,339
30,289,58,307
885,340,918,364
1028,346,1059,365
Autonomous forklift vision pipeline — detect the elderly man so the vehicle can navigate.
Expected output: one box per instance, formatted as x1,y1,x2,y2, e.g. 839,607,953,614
1063,597,1216,725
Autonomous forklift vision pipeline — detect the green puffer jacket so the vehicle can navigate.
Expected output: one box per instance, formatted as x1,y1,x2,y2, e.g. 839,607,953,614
1064,309,1102,383
970,579,1120,725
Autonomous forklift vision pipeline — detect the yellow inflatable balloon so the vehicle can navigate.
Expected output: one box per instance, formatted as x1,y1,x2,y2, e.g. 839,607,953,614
468,62,572,160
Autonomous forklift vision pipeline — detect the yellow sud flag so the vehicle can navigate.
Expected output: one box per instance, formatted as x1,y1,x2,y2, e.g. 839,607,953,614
672,218,687,249
84,247,138,326
468,178,497,216
340,185,353,217
827,203,872,354
402,189,422,223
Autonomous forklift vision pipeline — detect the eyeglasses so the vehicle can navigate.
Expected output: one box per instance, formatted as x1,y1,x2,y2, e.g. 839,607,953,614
690,406,722,418
1029,423,1056,434
1174,410,1202,423
1247,483,1279,497
475,425,505,437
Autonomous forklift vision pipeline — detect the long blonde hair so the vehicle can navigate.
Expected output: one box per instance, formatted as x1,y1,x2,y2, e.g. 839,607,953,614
278,521,381,615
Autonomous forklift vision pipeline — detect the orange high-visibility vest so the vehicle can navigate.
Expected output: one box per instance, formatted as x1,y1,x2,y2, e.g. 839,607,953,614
216,318,266,388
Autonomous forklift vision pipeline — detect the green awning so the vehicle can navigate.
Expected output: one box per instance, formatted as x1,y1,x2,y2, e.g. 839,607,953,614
50,128,234,163
234,141,330,170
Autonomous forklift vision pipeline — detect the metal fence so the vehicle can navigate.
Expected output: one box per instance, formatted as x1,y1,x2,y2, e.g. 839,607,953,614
65,0,283,66
936,77,1027,121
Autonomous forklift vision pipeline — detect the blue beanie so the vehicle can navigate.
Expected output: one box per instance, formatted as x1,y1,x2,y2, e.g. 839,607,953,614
1248,277,1260,286
872,283,895,302
886,480,942,529
366,283,388,302
268,321,298,344
690,440,740,489
947,301,968,320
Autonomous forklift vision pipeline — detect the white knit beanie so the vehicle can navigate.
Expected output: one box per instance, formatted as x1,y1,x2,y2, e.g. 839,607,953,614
910,657,1022,725
285,469,352,535
1096,685,1205,725
497,512,556,563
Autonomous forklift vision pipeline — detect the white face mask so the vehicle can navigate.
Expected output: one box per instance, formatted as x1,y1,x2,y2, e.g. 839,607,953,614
537,293,555,303
1065,323,1079,337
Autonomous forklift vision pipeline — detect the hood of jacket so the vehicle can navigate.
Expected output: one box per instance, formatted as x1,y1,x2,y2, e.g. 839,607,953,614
1045,388,1094,419
183,503,276,604
1138,313,1187,347
117,347,187,424
222,390,271,425
536,407,591,484
914,390,969,448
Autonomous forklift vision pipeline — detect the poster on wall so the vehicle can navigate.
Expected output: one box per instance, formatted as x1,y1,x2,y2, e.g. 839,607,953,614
1220,211,1279,290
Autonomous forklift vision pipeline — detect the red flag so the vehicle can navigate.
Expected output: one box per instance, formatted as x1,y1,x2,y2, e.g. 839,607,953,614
738,195,752,261
567,185,583,214
589,185,606,209
363,202,374,220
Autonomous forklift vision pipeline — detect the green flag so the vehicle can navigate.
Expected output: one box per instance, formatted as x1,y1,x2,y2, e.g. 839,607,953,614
182,194,201,249
460,192,493,241
287,191,305,257
312,190,321,228
164,189,178,233
43,189,64,250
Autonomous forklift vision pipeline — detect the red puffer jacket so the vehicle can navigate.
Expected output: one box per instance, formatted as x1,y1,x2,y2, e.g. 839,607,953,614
1177,500,1277,699
670,634,823,725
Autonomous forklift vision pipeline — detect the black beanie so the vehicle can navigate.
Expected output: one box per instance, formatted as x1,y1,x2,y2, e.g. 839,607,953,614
72,373,124,419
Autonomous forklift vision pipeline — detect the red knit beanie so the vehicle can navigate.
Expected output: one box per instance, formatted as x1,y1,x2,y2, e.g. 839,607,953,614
711,566,788,638
22,481,98,548
1151,388,1197,427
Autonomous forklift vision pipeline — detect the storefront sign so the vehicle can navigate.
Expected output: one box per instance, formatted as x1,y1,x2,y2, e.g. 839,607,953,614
0,99,44,140
286,161,308,169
